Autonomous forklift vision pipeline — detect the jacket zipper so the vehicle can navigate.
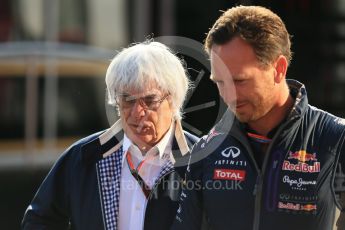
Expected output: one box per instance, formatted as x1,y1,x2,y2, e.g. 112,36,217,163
229,130,261,229
252,120,293,230
96,163,108,230
230,119,293,230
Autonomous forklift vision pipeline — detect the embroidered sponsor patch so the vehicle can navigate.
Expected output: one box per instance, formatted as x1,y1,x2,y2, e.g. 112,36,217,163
201,128,224,148
282,175,317,191
288,150,317,163
214,159,247,166
279,193,318,203
301,204,317,211
206,128,223,143
221,146,241,158
283,150,320,173
214,146,248,167
278,202,317,212
213,169,246,181
282,161,320,173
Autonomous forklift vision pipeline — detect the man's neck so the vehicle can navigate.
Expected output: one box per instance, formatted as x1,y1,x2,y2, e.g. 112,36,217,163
127,122,174,156
247,94,294,137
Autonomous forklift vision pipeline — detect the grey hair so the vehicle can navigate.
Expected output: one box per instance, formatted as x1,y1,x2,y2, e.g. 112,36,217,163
105,41,191,120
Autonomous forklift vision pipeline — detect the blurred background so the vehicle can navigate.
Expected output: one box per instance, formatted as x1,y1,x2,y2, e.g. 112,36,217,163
1,0,345,229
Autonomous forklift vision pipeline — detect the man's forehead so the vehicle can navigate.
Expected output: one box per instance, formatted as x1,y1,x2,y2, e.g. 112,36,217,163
121,86,163,96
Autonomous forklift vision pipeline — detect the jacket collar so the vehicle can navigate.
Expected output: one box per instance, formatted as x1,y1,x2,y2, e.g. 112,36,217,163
286,79,308,119
211,79,310,146
81,119,190,164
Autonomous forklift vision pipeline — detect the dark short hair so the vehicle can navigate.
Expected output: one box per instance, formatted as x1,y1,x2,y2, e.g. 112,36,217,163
205,5,292,67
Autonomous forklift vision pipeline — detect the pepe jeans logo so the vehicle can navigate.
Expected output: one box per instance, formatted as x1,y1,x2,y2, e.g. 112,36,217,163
282,175,316,190
221,146,241,158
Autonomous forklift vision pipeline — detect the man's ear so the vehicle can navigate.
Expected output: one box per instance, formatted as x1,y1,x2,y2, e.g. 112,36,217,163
274,55,288,84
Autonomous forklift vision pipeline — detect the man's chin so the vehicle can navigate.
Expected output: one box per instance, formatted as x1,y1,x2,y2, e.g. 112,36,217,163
235,113,250,123
136,135,156,145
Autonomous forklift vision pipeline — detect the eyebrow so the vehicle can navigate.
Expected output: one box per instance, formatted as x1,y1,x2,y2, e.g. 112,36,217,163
232,75,247,81
120,93,159,98
142,94,158,97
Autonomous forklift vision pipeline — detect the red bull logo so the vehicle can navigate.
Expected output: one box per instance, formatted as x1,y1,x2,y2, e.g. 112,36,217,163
301,204,317,211
282,161,320,173
288,150,317,163
278,202,300,211
278,202,317,212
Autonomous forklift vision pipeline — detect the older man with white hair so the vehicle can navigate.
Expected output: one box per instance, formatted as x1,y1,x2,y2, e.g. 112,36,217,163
22,41,198,230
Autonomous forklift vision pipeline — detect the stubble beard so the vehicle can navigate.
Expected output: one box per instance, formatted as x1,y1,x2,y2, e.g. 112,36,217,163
234,98,271,124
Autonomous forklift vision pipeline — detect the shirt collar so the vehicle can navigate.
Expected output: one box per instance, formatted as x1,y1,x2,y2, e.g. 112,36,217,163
156,122,174,158
121,122,175,165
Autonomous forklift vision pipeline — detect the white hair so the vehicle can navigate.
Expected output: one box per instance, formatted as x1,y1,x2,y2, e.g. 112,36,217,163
105,41,191,120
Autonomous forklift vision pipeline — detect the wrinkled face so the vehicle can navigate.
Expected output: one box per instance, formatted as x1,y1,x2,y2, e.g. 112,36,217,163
117,86,173,150
210,37,277,123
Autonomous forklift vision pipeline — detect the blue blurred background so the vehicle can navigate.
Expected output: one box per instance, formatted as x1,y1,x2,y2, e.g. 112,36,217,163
1,0,345,229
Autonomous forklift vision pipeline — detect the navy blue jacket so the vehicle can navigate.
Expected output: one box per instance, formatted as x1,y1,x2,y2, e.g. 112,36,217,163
173,80,345,230
22,120,198,230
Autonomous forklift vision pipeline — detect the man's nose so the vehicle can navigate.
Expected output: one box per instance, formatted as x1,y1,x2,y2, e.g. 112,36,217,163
130,100,147,119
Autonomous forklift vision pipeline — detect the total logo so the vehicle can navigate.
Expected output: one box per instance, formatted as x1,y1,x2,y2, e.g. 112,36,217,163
213,169,246,181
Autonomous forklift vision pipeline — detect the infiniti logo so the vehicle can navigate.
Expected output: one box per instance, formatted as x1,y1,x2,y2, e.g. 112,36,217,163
221,146,241,158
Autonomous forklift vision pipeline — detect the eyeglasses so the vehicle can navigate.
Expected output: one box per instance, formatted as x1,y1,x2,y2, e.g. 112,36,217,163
115,93,169,110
